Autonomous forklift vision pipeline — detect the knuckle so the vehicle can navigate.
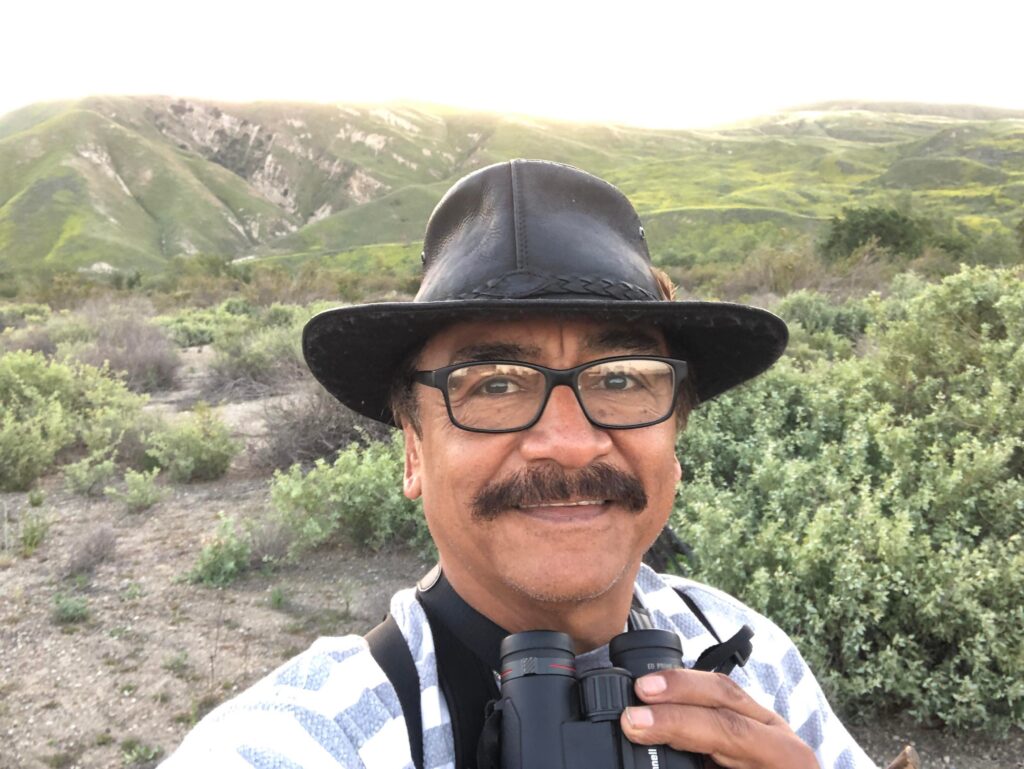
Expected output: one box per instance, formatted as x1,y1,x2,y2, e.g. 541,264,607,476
711,706,751,740
713,672,746,704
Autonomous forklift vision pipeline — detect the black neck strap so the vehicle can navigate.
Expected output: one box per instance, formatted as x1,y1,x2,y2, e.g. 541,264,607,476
415,564,652,668
416,564,510,671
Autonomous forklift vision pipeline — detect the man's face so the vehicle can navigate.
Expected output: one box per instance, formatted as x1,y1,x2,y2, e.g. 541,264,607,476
401,317,683,609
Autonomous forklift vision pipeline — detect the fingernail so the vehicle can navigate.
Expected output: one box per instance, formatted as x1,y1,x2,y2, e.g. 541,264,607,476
638,674,667,696
626,706,654,729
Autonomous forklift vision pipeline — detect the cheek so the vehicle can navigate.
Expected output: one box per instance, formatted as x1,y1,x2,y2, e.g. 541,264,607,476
419,431,513,507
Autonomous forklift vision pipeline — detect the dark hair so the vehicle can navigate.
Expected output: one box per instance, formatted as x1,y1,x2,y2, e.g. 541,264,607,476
389,342,426,433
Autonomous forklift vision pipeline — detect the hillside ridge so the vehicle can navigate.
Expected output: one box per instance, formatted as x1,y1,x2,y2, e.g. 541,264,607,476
1,97,1022,283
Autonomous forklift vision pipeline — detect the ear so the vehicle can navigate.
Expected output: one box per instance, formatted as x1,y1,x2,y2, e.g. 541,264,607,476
402,422,424,500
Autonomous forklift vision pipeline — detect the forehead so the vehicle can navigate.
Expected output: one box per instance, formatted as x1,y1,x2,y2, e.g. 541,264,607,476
417,316,669,366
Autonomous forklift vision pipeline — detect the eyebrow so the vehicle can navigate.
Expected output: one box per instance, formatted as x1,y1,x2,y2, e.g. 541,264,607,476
582,328,664,355
449,343,542,364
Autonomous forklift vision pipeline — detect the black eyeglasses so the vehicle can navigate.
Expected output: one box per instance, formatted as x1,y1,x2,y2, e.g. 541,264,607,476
413,356,688,433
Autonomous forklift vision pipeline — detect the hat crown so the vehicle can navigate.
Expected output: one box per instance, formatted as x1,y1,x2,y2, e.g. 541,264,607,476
417,160,660,303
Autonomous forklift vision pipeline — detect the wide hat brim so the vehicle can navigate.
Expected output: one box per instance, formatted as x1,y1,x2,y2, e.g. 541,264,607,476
303,298,787,426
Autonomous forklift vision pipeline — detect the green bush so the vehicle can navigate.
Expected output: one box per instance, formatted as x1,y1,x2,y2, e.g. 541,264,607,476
121,738,163,767
774,290,871,340
0,302,51,330
0,350,151,489
209,323,305,392
52,593,89,624
147,405,239,482
155,297,272,349
0,399,70,491
270,432,431,556
157,314,217,347
188,513,253,586
674,265,1024,733
820,206,927,261
64,447,118,496
105,468,164,513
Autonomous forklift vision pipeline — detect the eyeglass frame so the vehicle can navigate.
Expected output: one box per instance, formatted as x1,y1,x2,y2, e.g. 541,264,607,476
412,355,690,434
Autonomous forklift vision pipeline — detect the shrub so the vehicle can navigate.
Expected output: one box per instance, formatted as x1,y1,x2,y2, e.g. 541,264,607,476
155,301,254,348
220,297,256,317
64,448,118,496
208,324,305,395
820,206,927,261
255,380,391,469
2,310,92,357
52,593,89,624
120,738,163,767
0,350,151,488
62,525,117,578
105,468,164,513
62,299,180,392
674,265,1024,733
0,399,70,491
160,316,216,348
774,290,871,341
247,516,294,567
188,513,253,586
147,405,239,483
72,320,180,393
19,512,50,556
270,432,431,556
0,302,51,330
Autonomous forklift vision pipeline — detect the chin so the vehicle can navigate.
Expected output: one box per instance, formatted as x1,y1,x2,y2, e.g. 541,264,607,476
502,558,632,606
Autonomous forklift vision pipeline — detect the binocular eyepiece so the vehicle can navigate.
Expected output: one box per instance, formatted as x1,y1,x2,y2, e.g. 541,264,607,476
496,629,703,769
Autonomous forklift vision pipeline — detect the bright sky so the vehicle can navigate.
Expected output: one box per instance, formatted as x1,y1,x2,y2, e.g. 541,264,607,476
3,0,1022,129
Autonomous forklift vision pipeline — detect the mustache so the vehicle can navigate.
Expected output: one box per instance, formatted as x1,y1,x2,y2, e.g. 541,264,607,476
472,462,648,521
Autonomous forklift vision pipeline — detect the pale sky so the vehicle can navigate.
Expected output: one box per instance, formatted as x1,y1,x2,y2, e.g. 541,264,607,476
3,0,1022,129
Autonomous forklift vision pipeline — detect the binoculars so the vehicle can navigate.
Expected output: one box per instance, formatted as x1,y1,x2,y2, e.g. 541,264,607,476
496,628,703,769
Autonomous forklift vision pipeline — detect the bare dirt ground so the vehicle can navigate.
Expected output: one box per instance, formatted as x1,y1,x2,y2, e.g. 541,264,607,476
0,350,1020,769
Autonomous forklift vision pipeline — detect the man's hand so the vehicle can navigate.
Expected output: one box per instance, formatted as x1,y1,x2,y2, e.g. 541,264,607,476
620,670,820,769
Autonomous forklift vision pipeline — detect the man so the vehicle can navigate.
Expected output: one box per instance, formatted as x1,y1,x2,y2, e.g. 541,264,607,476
163,160,876,768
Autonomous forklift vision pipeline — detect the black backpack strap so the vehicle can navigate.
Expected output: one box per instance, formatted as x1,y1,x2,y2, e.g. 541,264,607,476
366,614,424,769
674,586,754,676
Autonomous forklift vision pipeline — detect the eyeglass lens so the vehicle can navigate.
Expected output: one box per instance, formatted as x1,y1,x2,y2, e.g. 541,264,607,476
445,359,677,430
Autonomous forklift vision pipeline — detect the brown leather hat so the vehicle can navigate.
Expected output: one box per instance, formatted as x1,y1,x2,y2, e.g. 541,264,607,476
303,159,787,425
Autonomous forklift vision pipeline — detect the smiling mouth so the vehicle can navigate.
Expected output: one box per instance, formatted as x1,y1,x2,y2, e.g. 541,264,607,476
516,499,608,509
513,499,611,522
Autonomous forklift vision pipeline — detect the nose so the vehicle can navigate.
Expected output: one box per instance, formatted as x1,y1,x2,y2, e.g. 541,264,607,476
517,383,613,468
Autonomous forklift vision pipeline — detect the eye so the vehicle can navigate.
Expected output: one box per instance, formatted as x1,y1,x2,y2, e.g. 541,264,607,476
583,370,640,391
599,372,635,390
478,377,521,395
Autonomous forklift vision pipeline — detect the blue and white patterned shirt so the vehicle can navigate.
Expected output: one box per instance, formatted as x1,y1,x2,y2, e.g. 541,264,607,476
162,566,877,768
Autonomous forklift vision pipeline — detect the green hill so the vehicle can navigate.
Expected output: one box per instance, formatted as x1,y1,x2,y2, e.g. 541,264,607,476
0,97,1021,285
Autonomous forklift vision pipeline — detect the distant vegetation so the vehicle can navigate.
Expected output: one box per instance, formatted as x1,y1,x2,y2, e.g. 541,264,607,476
1,97,1022,301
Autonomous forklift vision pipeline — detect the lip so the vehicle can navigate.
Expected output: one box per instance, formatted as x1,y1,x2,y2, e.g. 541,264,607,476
514,499,610,522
